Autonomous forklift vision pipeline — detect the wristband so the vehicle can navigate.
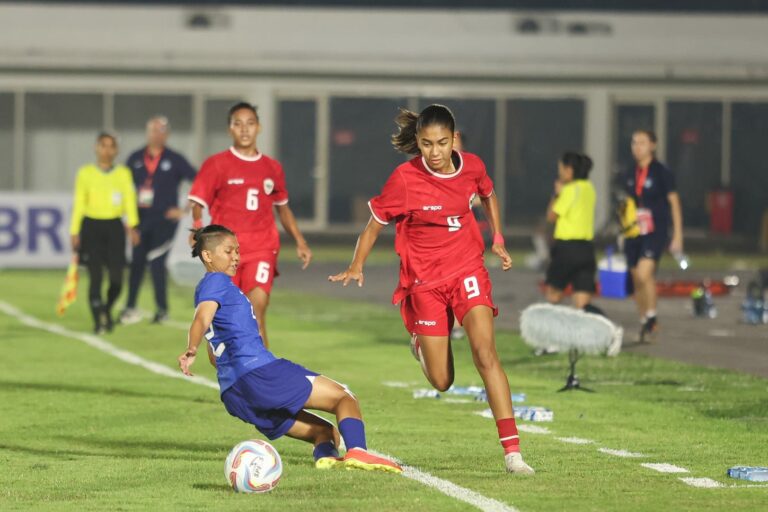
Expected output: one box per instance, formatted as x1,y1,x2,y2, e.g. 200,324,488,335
493,233,505,246
192,219,203,229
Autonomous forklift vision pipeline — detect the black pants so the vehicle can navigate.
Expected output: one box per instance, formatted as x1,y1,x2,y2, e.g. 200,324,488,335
79,217,125,327
126,217,178,312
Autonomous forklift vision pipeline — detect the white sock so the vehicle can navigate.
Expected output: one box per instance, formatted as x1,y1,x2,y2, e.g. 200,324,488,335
646,310,657,319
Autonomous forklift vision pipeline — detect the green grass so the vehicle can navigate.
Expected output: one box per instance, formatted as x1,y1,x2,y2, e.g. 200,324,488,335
0,270,766,511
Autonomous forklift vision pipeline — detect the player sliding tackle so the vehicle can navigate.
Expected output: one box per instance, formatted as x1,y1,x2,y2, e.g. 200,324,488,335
330,104,534,474
179,225,401,474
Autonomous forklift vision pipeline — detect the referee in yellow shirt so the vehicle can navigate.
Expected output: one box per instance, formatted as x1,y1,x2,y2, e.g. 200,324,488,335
545,152,597,309
70,132,140,334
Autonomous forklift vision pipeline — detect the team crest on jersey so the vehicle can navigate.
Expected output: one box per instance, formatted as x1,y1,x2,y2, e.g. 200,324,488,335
160,159,171,171
263,178,275,195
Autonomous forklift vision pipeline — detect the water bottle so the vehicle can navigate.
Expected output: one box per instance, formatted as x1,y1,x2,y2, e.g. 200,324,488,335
728,466,768,482
672,251,690,270
412,389,440,399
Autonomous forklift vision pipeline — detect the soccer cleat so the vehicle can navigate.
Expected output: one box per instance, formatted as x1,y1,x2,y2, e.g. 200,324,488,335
504,452,535,475
119,308,142,325
314,456,344,470
639,316,658,343
151,310,169,324
409,333,421,362
343,448,402,474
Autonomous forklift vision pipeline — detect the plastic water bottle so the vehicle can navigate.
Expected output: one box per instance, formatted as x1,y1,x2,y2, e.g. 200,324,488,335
412,389,440,399
672,251,690,270
728,466,768,482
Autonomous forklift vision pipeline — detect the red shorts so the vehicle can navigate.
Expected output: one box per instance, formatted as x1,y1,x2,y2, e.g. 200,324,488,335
400,266,498,337
233,250,279,295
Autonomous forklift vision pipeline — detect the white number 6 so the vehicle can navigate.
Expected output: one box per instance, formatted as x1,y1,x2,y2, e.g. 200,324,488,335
246,188,259,210
255,261,271,284
464,276,480,299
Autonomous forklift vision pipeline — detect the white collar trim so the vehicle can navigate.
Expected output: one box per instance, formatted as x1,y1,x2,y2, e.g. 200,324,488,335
229,147,263,162
422,151,463,179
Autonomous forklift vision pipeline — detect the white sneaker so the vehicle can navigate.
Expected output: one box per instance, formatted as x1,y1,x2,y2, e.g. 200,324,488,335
505,452,535,474
606,326,623,357
119,308,142,325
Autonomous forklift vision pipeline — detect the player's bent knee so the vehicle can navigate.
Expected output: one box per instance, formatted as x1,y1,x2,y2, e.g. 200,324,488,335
472,347,499,373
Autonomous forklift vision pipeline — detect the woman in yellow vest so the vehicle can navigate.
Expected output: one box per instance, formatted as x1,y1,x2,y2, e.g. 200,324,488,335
70,132,140,334
545,152,597,309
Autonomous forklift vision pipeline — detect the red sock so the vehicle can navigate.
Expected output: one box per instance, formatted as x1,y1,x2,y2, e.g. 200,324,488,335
496,417,520,454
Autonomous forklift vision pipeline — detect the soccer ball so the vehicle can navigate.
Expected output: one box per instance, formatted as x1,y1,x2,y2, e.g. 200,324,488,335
224,439,282,493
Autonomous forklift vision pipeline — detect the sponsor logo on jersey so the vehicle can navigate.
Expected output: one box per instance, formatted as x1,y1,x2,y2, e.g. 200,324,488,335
263,178,274,195
417,319,437,326
422,205,443,211
227,178,245,185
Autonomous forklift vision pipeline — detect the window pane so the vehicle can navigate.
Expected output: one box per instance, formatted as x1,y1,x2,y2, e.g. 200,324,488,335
417,98,496,171
277,100,316,219
666,102,722,229
114,94,194,164
614,104,655,176
204,98,243,157
0,93,13,190
329,97,407,224
25,93,103,191
731,103,768,237
505,99,584,225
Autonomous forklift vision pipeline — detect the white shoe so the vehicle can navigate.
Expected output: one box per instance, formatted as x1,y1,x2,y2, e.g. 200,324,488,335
505,452,535,474
606,326,623,357
119,308,142,325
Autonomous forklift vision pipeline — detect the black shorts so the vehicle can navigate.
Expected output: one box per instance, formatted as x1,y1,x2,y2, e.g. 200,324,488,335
79,217,125,268
624,233,668,268
545,240,596,293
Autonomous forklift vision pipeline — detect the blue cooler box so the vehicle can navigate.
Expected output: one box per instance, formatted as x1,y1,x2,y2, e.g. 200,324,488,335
598,252,629,299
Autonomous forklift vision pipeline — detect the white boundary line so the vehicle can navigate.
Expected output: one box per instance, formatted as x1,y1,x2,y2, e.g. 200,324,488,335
0,300,520,512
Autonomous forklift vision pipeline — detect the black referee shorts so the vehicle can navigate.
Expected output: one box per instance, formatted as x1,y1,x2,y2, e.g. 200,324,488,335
79,217,126,269
545,239,597,293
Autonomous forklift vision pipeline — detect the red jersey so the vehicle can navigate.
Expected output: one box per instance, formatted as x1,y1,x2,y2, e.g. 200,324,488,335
368,151,494,304
188,147,288,255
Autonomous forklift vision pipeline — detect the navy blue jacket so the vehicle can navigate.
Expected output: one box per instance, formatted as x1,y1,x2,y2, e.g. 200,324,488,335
126,146,197,222
623,159,677,237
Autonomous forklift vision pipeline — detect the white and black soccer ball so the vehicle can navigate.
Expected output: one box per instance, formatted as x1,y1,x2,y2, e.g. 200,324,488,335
224,439,282,493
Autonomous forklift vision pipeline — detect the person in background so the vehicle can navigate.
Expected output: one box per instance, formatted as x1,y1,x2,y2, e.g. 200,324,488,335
70,132,140,334
545,151,597,309
623,129,684,343
119,116,197,325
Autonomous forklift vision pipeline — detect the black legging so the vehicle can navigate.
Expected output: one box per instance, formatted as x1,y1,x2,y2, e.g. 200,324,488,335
79,217,125,328
126,217,178,313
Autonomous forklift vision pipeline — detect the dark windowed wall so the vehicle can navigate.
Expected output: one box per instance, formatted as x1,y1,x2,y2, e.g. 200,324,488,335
277,100,317,219
505,99,585,226
731,103,768,237
329,97,407,224
24,93,103,192
665,102,723,230
0,94,13,190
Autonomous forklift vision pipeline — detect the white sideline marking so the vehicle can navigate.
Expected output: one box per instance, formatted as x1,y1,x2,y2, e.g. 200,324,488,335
0,301,218,391
382,381,413,388
642,463,689,474
555,437,594,445
370,450,519,512
680,477,725,488
1,301,520,512
598,448,646,458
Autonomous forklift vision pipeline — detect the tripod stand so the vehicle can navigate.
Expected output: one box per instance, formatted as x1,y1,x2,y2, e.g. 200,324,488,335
557,348,595,392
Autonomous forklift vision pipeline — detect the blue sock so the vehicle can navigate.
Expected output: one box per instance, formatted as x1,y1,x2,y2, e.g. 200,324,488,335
312,441,339,461
338,418,367,451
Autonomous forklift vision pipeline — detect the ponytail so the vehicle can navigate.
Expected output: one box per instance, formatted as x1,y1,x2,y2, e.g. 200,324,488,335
391,104,456,156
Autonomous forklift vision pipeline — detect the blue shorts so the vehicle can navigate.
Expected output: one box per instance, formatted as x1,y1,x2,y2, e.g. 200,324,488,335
221,359,319,440
624,233,668,268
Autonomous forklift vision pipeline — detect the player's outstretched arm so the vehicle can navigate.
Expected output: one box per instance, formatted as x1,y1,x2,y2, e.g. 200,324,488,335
480,192,513,271
179,301,218,376
275,203,312,269
328,216,385,287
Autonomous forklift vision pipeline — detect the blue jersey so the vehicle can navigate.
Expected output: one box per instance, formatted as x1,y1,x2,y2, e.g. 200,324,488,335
194,272,276,392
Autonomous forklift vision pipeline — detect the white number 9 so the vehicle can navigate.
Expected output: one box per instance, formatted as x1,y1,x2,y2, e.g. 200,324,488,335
463,276,480,299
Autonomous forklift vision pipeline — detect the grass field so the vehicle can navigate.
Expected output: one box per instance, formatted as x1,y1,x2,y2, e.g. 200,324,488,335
1,269,766,511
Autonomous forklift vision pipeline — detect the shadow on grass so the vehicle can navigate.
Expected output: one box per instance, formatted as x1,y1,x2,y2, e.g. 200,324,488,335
55,435,231,457
192,483,231,492
0,439,224,462
0,380,217,404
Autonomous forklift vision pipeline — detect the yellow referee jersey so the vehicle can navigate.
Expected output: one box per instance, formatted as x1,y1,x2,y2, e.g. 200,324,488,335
69,163,139,235
552,180,596,241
